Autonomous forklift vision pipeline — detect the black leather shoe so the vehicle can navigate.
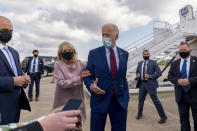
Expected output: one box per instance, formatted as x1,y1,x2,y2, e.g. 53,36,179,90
28,98,33,102
136,114,143,120
158,116,167,124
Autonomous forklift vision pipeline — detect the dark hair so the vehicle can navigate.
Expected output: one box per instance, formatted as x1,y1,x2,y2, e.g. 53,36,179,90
32,50,39,54
142,49,149,54
179,41,190,47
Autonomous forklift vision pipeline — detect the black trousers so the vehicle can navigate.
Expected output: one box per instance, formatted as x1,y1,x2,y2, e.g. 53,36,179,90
178,90,197,131
28,73,41,98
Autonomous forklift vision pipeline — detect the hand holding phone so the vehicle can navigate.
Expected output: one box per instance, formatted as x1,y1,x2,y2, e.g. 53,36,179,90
62,99,83,131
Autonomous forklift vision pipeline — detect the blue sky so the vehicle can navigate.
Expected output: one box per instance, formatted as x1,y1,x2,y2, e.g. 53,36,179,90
0,0,196,61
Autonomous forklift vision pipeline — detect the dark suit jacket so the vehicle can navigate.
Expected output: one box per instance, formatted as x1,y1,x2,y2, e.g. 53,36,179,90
136,59,162,88
24,57,44,77
136,77,141,88
0,46,31,124
83,46,130,113
168,56,197,103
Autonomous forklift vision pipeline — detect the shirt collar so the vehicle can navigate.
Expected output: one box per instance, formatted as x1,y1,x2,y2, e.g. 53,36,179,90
105,46,117,53
144,59,149,62
33,57,38,60
181,56,191,63
0,43,8,50
143,59,149,63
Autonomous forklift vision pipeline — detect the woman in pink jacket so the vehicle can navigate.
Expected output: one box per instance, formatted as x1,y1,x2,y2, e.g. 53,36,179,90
53,41,90,123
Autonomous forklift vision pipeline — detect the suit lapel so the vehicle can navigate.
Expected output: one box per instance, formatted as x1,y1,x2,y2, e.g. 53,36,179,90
189,56,194,77
8,46,20,75
117,47,123,72
177,59,181,78
28,57,33,72
101,46,112,76
0,50,15,75
139,61,143,73
146,60,150,72
114,47,123,79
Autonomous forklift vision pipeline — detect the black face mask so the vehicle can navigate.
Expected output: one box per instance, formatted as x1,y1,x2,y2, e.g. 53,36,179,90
179,51,190,59
62,52,74,61
0,29,12,43
34,54,38,57
143,56,149,60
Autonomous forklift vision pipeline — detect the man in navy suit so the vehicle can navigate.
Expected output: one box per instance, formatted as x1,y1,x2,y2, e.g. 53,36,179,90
168,42,197,131
0,16,31,125
25,50,44,102
84,24,129,131
136,50,167,124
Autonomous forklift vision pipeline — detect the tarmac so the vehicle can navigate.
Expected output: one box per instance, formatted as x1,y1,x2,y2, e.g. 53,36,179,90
20,76,195,131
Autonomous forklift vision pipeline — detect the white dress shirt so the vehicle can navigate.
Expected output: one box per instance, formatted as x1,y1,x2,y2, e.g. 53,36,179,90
105,46,120,70
30,57,39,73
180,56,190,78
141,60,149,80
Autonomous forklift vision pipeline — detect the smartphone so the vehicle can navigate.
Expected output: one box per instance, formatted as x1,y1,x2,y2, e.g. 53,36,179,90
62,99,82,131
62,99,82,111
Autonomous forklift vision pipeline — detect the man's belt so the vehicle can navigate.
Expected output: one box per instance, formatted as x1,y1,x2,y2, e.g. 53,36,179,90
29,72,39,74
141,80,148,82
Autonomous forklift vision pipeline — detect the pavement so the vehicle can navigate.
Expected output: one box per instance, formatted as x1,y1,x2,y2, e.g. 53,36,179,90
20,76,194,131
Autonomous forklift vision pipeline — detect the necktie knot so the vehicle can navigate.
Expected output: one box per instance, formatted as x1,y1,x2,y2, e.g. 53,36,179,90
184,59,187,63
3,46,9,53
110,48,114,52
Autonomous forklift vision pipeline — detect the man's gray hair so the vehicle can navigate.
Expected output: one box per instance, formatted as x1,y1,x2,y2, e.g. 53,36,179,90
102,24,119,36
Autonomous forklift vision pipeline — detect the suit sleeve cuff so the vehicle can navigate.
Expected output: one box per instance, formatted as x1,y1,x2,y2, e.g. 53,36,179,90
90,84,93,91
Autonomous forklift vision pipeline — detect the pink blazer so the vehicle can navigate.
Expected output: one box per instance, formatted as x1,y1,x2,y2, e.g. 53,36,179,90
53,60,86,121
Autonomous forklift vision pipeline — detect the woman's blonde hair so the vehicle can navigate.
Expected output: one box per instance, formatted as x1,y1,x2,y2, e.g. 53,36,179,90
57,41,77,63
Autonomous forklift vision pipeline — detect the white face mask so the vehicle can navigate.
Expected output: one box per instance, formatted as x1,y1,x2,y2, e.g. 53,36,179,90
102,37,113,48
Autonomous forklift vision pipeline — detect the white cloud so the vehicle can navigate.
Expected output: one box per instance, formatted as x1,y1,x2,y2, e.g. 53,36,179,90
124,0,197,24
0,0,196,60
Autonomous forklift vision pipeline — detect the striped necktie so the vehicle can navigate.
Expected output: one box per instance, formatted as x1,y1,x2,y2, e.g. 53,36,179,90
110,48,117,79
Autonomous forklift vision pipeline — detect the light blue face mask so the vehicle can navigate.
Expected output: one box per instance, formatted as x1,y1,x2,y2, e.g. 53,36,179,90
102,37,113,48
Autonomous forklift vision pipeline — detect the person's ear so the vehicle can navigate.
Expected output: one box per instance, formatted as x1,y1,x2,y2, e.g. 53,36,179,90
115,34,119,40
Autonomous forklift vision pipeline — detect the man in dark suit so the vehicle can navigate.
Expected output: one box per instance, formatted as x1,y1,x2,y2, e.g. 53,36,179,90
136,50,167,124
25,50,44,102
84,24,129,131
0,16,31,125
168,42,197,131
